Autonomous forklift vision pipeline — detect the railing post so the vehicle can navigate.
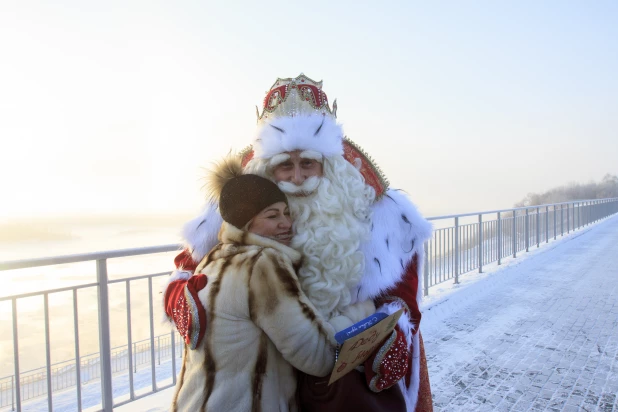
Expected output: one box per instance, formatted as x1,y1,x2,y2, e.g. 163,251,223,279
497,212,502,265
454,216,460,284
512,210,517,258
478,214,483,273
96,259,113,412
536,207,541,247
72,290,82,412
158,336,161,365
561,205,564,236
567,203,570,234
126,281,135,401
171,330,177,385
553,205,557,239
134,343,137,373
525,208,529,252
11,298,22,412
423,242,429,296
545,206,549,243
148,278,157,392
44,294,53,412
11,375,14,411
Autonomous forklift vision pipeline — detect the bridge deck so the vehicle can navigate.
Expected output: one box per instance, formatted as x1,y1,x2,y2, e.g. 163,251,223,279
424,215,618,411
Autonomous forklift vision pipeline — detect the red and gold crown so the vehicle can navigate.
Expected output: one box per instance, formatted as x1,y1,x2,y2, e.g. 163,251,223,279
256,73,337,123
243,73,389,200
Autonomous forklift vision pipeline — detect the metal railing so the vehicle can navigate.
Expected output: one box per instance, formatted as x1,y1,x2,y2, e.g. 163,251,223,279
0,245,180,412
422,198,618,295
1,197,617,411
0,333,183,410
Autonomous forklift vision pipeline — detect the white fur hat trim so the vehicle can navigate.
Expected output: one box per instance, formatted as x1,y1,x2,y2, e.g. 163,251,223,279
253,114,343,159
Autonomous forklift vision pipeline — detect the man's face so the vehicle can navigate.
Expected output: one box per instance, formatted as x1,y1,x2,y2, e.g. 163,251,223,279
272,150,323,186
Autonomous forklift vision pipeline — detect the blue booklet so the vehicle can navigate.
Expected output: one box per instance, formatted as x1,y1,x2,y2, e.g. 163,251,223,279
334,312,389,345
329,308,404,385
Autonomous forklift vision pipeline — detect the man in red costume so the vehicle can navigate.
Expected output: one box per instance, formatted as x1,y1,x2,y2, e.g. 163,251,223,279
166,74,433,411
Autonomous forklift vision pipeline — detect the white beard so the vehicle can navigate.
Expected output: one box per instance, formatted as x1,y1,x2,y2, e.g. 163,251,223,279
281,156,375,319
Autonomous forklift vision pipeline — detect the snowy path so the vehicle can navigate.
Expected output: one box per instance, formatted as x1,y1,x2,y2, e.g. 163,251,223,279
422,215,618,411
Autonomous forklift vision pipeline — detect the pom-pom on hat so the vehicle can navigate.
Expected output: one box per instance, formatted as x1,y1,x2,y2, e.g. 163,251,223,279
219,174,288,229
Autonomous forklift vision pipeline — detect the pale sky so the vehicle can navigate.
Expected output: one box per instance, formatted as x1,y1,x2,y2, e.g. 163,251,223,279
1,0,617,220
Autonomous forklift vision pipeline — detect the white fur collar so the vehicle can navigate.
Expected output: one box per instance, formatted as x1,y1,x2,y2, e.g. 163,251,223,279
182,201,223,263
356,189,433,302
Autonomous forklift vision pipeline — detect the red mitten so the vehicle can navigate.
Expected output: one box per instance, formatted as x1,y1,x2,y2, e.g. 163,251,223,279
364,327,411,392
164,274,208,349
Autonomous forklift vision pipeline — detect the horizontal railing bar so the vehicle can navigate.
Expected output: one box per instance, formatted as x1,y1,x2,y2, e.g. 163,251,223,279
108,271,172,284
426,198,617,221
1,271,173,302
112,382,176,409
0,244,180,271
0,331,182,380
0,282,99,301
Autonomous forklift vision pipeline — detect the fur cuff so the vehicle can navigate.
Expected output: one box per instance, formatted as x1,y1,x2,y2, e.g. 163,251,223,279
377,301,417,348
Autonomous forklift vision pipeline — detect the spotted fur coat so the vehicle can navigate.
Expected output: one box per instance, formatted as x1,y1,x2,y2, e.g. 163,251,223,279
171,222,337,412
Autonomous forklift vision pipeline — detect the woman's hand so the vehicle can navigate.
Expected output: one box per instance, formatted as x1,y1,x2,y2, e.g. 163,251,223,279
341,299,376,323
327,300,376,332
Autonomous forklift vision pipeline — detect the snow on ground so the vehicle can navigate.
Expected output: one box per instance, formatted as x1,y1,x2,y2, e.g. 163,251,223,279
17,215,617,411
19,360,177,412
423,214,618,411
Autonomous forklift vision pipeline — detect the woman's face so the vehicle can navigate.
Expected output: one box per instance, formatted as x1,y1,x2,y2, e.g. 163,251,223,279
248,201,293,245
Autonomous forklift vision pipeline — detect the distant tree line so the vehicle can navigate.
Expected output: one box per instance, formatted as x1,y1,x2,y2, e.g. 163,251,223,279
515,174,618,207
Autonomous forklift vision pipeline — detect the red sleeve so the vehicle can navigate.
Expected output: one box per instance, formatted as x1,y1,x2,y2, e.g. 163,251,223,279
375,253,421,333
364,253,421,390
164,274,208,349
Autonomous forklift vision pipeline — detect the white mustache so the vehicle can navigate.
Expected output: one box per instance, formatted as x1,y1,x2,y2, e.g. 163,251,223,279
278,176,321,196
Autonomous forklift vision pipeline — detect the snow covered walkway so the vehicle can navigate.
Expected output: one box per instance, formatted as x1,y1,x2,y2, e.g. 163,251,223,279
422,215,618,411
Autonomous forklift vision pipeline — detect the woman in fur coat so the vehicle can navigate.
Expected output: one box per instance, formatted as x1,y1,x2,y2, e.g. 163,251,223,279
166,174,370,412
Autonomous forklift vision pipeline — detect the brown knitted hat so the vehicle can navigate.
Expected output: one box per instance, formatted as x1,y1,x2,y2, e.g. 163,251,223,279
219,174,288,229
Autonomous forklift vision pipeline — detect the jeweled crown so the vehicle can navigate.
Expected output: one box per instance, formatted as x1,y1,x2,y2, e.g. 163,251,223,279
256,73,337,123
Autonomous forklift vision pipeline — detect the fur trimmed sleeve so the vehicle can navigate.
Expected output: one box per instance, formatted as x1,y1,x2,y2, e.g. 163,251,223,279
375,254,422,346
248,249,336,377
